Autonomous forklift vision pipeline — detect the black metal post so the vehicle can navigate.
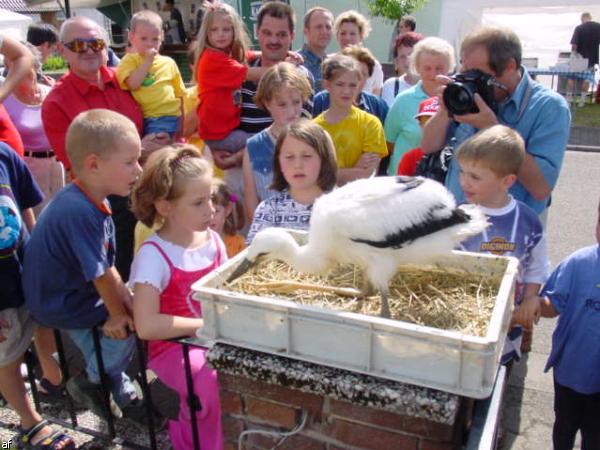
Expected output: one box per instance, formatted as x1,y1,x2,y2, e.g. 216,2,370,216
182,342,201,450
91,326,116,438
135,337,158,450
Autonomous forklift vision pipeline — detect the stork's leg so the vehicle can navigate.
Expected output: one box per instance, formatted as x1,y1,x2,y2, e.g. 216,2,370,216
380,287,391,319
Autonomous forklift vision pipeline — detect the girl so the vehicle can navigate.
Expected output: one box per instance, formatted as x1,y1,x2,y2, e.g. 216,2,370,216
130,145,226,450
313,54,387,185
333,10,383,96
195,2,263,155
241,62,312,221
211,180,246,257
381,32,424,108
384,36,455,175
246,119,337,244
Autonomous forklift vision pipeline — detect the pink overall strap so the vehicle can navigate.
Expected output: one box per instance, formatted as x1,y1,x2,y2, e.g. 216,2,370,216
140,240,175,272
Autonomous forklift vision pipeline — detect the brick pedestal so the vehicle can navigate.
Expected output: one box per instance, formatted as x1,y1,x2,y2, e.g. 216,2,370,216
207,344,471,450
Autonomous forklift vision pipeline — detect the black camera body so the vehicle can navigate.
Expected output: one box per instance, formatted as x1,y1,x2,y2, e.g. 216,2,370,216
442,69,497,116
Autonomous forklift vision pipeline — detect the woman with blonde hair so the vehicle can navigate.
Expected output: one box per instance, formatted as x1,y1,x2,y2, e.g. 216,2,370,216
333,10,384,96
384,36,455,175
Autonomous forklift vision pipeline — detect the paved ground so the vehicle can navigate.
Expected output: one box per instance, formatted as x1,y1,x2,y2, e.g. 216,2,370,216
502,150,600,450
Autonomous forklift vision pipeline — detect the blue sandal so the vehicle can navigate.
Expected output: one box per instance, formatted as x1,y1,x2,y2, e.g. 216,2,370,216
15,420,76,450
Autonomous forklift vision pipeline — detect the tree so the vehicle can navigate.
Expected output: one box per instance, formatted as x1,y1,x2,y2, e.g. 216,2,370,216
363,0,428,22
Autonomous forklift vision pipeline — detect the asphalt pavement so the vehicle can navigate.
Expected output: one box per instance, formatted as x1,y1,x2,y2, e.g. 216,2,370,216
502,150,600,450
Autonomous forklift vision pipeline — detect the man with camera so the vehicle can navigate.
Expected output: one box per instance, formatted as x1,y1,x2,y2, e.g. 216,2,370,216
420,26,570,220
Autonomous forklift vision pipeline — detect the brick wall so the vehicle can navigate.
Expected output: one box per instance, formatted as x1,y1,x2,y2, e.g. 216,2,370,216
219,372,470,450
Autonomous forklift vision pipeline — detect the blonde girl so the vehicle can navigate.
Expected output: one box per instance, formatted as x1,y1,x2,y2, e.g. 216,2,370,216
211,180,246,257
195,2,264,155
130,145,226,450
313,54,387,185
246,119,337,243
333,10,383,96
241,62,313,221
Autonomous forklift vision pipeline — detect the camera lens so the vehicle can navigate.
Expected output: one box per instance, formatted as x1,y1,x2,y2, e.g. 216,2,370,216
443,82,477,116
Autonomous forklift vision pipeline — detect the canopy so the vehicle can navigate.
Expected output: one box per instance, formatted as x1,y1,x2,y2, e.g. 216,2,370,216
0,9,33,40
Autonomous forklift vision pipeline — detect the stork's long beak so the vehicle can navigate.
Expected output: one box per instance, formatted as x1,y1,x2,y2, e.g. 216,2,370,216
226,258,255,283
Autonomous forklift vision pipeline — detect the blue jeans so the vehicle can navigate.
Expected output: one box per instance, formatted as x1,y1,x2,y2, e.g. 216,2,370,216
143,115,180,137
66,328,137,407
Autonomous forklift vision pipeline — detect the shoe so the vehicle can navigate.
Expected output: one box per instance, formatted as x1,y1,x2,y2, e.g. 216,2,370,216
37,378,66,402
15,419,76,450
122,398,166,430
66,373,121,419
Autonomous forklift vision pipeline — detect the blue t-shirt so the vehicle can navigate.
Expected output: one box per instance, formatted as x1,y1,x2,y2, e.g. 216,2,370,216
312,90,389,125
0,142,42,310
542,244,600,395
460,198,548,363
444,68,571,214
23,182,115,328
246,129,277,203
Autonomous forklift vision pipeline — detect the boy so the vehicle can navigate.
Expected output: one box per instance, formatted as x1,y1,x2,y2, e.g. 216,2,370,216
117,10,186,137
456,125,549,364
22,109,145,422
0,141,75,449
513,200,600,450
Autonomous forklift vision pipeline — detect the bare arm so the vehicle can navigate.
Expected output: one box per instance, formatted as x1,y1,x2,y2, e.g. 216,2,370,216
0,35,34,103
125,51,156,90
512,293,558,330
337,153,380,185
93,267,134,339
22,208,35,232
517,153,552,200
242,149,259,222
133,283,203,340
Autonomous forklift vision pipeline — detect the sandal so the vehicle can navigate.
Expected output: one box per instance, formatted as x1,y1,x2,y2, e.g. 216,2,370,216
37,378,66,401
15,420,76,450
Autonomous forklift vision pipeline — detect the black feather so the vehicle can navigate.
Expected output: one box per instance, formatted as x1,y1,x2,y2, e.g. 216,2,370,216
351,205,470,249
395,176,424,190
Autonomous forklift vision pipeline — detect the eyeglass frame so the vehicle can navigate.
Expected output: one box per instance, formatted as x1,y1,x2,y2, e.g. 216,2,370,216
62,38,107,54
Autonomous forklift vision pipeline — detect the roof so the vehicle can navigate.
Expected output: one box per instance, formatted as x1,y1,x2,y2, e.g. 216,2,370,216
0,0,61,13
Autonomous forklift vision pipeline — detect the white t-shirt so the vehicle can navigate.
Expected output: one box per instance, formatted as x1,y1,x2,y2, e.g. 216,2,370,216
364,59,384,94
381,75,413,108
129,232,228,292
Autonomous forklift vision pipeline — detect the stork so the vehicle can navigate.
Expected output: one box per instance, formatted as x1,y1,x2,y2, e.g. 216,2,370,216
228,176,488,318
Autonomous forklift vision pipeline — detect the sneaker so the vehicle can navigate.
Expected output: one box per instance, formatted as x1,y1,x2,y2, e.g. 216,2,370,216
66,373,122,419
122,398,166,430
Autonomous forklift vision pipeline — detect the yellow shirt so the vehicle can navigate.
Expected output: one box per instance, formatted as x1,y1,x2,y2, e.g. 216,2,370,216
313,106,388,169
116,53,186,118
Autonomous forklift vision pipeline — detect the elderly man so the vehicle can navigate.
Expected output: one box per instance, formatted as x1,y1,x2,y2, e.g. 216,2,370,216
569,12,600,107
298,6,333,92
421,26,570,221
42,16,169,280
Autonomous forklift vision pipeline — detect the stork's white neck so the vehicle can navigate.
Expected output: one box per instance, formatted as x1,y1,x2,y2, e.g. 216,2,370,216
272,236,330,275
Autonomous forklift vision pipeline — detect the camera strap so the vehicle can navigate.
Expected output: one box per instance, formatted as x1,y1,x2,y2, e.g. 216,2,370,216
499,72,535,126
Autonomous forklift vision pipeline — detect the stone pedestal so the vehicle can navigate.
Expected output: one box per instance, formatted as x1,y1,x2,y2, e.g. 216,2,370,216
207,344,472,450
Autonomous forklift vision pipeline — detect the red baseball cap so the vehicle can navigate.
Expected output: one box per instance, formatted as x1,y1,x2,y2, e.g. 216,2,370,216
414,96,440,119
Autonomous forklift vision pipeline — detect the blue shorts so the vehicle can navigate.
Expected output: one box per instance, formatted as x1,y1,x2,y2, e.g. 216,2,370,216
143,115,180,137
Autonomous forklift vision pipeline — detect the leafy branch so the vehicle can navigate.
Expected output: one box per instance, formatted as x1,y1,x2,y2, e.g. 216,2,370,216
363,0,429,22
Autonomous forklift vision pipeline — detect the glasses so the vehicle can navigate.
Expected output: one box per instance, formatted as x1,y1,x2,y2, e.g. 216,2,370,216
63,38,106,54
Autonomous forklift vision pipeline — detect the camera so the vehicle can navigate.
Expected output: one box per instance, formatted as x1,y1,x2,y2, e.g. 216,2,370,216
442,69,497,116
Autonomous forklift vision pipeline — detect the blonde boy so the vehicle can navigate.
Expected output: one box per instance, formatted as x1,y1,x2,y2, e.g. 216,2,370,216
117,10,186,137
23,109,147,421
456,125,549,364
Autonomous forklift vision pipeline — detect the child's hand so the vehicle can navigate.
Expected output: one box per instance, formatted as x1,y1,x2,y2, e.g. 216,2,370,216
103,314,135,340
143,48,158,63
284,51,304,66
512,296,542,330
0,313,9,343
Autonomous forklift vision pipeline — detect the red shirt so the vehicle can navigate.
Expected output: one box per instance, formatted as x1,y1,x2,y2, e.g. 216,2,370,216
398,147,425,176
0,104,24,157
42,65,143,170
197,48,248,141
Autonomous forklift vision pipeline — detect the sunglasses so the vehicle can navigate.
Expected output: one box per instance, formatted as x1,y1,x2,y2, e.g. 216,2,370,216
63,38,106,54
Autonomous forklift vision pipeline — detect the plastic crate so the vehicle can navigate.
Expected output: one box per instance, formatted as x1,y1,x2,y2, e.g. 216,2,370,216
192,230,518,398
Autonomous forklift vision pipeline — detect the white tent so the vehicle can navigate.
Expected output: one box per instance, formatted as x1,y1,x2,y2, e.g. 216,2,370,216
0,9,33,41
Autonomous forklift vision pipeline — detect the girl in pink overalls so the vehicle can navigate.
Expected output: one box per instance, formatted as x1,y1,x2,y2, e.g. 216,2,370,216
129,145,226,450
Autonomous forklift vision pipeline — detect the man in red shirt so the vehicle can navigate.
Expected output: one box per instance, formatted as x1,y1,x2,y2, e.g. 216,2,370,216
42,16,169,280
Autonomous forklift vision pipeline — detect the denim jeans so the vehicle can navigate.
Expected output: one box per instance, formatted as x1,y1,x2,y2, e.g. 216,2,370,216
66,328,137,407
143,115,180,137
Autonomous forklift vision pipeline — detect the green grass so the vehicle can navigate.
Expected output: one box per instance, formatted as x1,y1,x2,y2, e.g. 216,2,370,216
571,102,600,127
